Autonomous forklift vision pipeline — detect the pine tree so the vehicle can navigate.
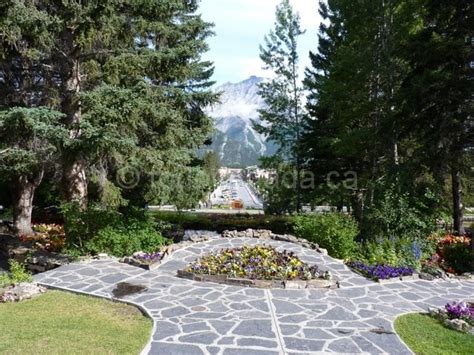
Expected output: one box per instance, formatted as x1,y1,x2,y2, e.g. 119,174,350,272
0,108,66,235
0,1,218,214
401,0,473,235
256,0,305,212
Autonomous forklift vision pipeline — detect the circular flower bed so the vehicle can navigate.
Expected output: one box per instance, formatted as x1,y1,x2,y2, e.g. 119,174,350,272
178,245,335,289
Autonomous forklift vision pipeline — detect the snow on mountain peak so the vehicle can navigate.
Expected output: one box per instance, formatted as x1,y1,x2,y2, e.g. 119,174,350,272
207,76,266,120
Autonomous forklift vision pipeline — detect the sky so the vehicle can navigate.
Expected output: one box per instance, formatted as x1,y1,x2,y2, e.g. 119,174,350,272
199,0,322,86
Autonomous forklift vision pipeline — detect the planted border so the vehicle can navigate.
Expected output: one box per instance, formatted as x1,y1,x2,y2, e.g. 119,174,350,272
177,245,337,289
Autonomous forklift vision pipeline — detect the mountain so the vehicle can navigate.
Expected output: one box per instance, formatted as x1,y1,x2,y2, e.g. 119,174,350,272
206,76,276,167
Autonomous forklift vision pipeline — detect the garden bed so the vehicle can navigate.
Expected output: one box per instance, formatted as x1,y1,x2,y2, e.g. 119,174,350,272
177,245,337,289
346,261,417,283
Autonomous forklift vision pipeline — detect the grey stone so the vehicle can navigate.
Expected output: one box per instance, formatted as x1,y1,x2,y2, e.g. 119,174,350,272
218,336,235,345
233,320,275,338
99,273,129,284
223,349,279,355
328,338,361,353
209,320,235,335
152,321,180,340
0,282,45,302
302,328,335,339
280,324,300,336
283,337,325,352
317,306,359,321
149,342,204,354
237,338,278,348
162,306,190,318
272,299,304,314
182,322,210,333
361,332,410,354
351,335,383,353
178,332,219,344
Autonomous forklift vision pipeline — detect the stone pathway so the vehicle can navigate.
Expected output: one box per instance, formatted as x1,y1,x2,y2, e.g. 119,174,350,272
34,238,474,355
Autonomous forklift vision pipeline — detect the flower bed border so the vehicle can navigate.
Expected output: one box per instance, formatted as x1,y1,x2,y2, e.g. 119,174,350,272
176,269,338,289
346,262,420,283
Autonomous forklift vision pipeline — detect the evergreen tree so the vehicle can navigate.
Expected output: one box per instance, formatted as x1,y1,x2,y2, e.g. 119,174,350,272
400,0,473,235
256,0,305,213
0,108,66,235
0,1,217,215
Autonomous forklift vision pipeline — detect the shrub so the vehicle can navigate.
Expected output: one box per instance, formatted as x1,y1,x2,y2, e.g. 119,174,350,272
0,260,33,287
354,235,437,270
361,186,438,242
442,244,474,274
62,204,169,257
293,213,359,259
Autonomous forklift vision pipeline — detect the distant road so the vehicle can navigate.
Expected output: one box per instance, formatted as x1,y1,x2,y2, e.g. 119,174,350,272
213,174,263,210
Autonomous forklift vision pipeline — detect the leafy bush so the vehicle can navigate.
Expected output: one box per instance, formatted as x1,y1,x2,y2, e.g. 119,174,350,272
0,260,33,287
293,213,359,259
152,211,293,234
354,235,437,271
442,244,474,274
362,186,438,242
62,204,169,257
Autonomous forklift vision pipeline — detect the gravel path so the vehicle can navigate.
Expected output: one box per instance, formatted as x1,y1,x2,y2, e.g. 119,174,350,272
34,238,474,355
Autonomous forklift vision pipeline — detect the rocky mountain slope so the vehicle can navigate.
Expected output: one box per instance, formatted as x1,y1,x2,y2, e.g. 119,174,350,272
205,76,276,167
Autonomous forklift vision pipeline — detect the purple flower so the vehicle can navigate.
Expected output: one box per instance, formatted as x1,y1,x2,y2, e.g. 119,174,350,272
445,302,474,321
347,261,414,281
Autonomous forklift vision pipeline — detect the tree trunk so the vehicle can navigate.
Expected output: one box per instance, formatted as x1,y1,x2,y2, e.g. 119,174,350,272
63,158,88,208
12,172,43,236
451,169,465,235
351,189,365,223
61,53,87,207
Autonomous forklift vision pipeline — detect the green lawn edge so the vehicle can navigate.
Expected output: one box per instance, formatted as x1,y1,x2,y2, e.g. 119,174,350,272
0,290,152,354
394,313,474,355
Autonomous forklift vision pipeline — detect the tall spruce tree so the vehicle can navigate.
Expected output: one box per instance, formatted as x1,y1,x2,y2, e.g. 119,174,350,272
0,1,217,219
400,0,473,235
256,0,305,212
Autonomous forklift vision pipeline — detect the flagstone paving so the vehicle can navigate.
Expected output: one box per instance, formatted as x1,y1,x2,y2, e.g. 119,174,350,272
34,237,474,355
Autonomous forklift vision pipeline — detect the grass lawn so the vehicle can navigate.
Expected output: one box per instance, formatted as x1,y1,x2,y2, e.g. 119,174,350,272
395,313,474,355
0,290,152,354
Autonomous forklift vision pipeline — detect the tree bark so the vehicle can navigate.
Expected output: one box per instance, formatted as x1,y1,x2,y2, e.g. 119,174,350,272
451,169,465,235
12,172,43,236
61,52,87,208
351,189,365,223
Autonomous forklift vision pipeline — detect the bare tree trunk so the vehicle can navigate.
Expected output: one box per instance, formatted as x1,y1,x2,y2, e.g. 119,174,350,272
451,169,465,235
61,53,87,208
351,189,365,223
12,172,43,236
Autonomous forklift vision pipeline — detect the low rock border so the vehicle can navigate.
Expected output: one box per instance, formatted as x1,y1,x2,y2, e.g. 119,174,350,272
222,229,328,255
177,269,338,289
121,229,328,271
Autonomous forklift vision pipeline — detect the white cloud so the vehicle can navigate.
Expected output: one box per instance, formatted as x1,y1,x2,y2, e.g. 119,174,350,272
200,0,321,84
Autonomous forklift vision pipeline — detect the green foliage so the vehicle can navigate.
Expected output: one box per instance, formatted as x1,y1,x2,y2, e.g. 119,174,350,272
443,244,474,274
354,236,437,271
256,0,305,212
293,213,359,259
152,211,293,234
0,108,66,178
61,204,169,257
260,162,299,215
1,0,218,212
203,151,220,189
0,260,33,287
362,185,438,241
